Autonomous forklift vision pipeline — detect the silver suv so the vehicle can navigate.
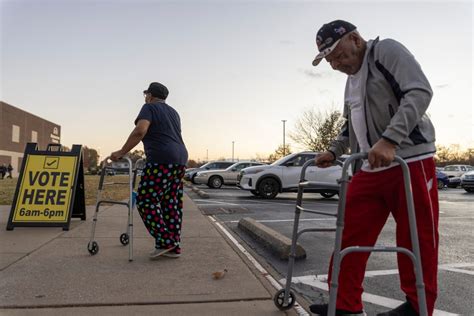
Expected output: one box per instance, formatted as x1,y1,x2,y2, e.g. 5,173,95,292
185,161,234,184
237,151,344,199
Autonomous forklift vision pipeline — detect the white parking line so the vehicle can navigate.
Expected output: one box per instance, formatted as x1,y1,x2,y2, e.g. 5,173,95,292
193,199,241,206
223,216,474,225
283,275,458,315
439,216,474,220
439,263,474,276
194,198,338,207
314,263,474,281
225,218,335,224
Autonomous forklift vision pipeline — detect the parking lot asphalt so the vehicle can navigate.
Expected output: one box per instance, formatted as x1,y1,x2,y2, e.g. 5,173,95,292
188,184,474,315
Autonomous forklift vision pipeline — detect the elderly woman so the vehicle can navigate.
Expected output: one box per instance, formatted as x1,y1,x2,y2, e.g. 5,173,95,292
111,82,188,259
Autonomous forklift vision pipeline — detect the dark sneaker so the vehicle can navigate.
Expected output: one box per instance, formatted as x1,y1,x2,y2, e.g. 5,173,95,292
376,301,419,316
309,303,364,315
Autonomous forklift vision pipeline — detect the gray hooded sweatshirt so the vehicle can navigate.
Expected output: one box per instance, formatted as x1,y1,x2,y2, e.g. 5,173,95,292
329,37,436,169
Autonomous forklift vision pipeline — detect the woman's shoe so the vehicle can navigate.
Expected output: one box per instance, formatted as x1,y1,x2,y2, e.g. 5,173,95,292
162,252,181,258
149,246,176,259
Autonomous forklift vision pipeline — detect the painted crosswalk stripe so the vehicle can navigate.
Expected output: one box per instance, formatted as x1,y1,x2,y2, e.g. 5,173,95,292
282,275,458,315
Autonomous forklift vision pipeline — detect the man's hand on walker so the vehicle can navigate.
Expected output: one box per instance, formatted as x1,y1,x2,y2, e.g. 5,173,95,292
368,138,397,169
315,151,336,168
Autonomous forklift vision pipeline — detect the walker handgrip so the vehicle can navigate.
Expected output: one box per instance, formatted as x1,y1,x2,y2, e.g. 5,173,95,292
100,156,133,168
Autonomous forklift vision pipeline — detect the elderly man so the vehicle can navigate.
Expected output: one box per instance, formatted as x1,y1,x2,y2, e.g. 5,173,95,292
310,20,438,316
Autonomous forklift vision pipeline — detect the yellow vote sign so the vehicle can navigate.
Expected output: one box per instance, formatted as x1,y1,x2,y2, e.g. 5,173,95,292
14,155,76,222
7,143,86,231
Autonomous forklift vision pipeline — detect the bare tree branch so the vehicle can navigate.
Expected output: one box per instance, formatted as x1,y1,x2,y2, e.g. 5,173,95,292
290,108,344,152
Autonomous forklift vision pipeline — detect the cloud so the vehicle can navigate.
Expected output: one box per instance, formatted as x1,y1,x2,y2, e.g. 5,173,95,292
435,83,449,89
279,40,294,45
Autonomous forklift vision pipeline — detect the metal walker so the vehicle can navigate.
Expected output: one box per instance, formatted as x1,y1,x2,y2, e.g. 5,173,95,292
87,157,145,261
273,153,427,316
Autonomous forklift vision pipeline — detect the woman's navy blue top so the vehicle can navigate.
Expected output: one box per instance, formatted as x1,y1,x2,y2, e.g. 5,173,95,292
135,102,188,165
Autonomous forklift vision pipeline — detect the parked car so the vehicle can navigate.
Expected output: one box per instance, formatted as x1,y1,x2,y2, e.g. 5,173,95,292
460,170,474,193
97,168,116,176
442,165,474,188
435,170,449,189
237,151,344,199
194,161,266,188
184,161,234,184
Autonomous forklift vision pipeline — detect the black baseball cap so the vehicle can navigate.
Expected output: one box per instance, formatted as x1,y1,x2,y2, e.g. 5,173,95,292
143,82,169,99
312,20,357,66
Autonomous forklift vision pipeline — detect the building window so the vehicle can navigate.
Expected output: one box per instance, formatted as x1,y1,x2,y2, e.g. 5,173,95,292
12,125,20,143
31,131,38,142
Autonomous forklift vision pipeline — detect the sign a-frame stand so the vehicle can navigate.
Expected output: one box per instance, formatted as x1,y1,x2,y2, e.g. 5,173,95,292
6,143,86,231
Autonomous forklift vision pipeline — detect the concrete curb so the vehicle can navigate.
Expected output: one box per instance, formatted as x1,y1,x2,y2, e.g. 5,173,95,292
238,217,306,260
184,181,209,199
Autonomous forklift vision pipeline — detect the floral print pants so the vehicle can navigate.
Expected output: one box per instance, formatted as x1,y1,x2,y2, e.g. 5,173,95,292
136,163,185,254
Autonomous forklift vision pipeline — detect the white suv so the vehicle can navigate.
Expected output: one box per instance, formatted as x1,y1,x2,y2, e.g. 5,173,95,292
237,151,343,199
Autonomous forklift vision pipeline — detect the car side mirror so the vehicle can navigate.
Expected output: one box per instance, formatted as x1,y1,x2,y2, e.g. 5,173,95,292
284,162,294,167
231,168,237,171
205,167,210,170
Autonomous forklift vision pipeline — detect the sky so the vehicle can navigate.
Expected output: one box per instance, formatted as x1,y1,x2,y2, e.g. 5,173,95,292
1,0,473,162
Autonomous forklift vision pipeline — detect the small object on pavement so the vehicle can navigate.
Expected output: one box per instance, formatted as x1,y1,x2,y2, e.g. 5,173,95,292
212,268,228,280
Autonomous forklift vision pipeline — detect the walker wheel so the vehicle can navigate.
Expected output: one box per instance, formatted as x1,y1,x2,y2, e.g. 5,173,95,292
273,288,296,310
87,241,99,255
119,233,129,245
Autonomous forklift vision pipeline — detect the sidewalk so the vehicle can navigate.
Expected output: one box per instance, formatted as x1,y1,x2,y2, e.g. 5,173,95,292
0,192,303,315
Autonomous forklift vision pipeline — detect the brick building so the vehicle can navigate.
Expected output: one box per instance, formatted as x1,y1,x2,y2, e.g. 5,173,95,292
0,101,61,177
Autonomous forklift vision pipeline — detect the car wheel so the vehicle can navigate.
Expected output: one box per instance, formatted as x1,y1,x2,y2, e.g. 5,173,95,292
191,174,197,184
437,180,445,190
320,192,337,199
250,190,260,196
258,178,279,199
208,176,223,189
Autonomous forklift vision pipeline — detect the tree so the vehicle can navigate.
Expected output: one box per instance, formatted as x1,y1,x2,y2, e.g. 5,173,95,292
252,153,268,163
267,144,292,163
290,109,344,152
128,149,145,163
187,159,199,168
435,144,471,166
82,146,99,171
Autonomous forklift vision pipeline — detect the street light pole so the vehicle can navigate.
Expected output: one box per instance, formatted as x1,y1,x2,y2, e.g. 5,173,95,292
282,120,287,156
232,141,235,161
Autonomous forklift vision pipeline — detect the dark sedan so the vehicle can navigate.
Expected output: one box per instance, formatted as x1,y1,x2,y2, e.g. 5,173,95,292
436,170,449,189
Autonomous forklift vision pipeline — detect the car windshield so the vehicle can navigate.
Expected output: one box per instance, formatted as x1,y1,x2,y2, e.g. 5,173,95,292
225,163,241,171
225,162,250,171
271,154,295,166
444,166,458,171
200,162,213,169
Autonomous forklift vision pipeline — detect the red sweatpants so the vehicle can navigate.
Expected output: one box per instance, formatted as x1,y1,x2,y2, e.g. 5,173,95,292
328,158,439,315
